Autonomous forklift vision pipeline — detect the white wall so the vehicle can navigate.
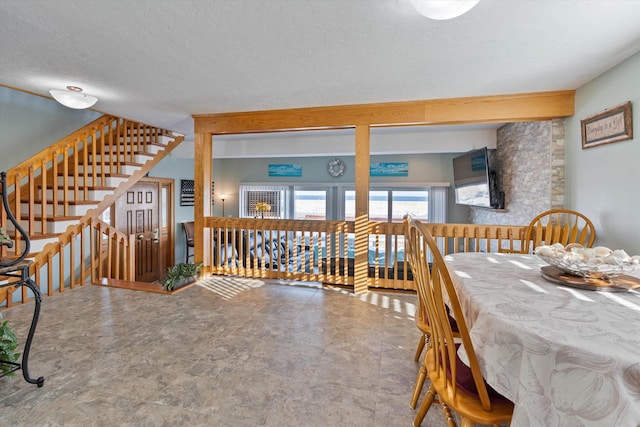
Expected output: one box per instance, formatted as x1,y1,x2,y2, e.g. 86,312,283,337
148,156,200,265
566,51,640,254
172,126,498,159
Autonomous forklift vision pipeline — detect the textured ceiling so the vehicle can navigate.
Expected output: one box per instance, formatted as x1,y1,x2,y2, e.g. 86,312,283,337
1,0,640,142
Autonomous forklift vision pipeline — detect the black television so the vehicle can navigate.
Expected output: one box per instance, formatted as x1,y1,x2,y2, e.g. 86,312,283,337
453,147,498,208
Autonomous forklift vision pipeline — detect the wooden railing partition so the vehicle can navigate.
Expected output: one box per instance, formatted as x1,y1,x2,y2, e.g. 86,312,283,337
424,222,527,254
204,217,355,286
202,218,527,292
4,218,134,307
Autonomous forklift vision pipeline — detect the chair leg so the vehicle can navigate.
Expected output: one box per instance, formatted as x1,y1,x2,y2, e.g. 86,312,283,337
414,333,426,361
442,401,457,427
414,384,437,426
410,362,428,408
459,416,475,427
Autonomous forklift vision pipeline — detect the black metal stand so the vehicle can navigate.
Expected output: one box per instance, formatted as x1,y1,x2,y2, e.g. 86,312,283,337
0,261,45,387
0,171,44,387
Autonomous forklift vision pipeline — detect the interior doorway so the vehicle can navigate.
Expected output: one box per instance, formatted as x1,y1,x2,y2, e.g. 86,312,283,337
112,177,174,282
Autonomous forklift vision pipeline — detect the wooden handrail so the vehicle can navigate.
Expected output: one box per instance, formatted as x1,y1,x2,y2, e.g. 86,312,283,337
7,116,115,178
0,115,180,258
0,115,184,307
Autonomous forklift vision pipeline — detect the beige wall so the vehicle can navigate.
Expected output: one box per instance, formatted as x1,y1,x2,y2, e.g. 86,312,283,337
566,51,640,254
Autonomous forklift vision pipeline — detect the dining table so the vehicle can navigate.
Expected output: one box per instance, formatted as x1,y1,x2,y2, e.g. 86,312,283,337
443,252,640,427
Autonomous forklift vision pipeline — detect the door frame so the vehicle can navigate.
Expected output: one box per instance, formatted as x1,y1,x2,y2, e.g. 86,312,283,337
156,176,175,275
110,176,175,281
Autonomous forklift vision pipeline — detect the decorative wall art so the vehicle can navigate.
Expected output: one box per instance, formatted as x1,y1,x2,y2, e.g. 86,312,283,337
268,164,302,177
581,101,633,149
327,158,346,177
370,162,409,177
180,179,214,206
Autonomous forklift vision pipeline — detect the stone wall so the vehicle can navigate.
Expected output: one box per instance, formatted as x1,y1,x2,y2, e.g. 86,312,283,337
469,120,565,226
550,119,565,209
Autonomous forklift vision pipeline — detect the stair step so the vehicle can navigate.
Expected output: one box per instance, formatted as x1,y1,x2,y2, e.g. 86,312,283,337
37,187,115,202
83,161,145,168
108,142,166,156
6,215,81,234
117,135,172,144
108,135,173,148
53,174,128,188
74,164,142,175
19,200,98,217
93,278,175,293
6,233,61,254
40,184,116,191
158,135,174,144
19,214,81,222
87,153,153,164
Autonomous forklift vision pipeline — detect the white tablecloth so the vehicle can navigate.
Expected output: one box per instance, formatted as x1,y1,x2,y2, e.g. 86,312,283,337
444,252,640,427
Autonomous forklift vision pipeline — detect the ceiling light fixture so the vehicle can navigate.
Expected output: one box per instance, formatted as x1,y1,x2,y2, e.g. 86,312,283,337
409,0,480,20
49,86,98,109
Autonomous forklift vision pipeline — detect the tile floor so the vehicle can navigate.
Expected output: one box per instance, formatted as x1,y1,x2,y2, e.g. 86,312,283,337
0,276,451,426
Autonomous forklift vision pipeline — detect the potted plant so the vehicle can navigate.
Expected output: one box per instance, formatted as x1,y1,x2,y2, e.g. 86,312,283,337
0,227,13,248
161,262,203,291
0,311,19,378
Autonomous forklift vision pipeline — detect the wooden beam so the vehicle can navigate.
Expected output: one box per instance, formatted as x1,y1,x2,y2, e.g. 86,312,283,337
353,124,370,295
193,90,575,135
194,133,212,266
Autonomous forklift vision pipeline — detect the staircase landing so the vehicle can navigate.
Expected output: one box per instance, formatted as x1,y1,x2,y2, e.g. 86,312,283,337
93,278,195,294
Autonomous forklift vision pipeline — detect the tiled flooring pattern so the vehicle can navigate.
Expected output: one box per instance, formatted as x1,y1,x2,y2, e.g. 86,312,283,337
0,277,451,426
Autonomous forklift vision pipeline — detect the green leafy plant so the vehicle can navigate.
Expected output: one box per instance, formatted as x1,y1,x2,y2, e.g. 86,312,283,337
0,311,20,377
0,227,13,248
162,262,203,291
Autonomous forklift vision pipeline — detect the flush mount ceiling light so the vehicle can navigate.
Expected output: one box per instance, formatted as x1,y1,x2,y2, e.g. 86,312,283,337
409,0,480,20
49,86,98,109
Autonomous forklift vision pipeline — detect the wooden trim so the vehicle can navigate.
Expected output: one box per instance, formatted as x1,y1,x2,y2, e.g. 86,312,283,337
193,90,575,135
194,133,212,266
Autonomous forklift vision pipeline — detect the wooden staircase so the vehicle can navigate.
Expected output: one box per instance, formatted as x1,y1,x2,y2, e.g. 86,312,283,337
0,115,184,306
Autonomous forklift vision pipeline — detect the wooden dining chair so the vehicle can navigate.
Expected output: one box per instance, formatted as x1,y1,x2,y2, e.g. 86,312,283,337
410,278,434,408
182,221,195,263
405,216,459,410
503,208,595,254
406,216,513,427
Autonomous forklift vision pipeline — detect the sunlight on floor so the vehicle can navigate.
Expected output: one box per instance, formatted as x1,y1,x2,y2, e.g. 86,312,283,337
196,275,417,321
196,276,265,300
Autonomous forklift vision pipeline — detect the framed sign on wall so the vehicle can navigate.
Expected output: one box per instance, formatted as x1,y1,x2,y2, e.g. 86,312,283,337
581,101,633,149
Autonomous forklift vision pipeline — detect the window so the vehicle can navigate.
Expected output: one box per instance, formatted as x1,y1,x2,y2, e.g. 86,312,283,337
239,185,288,218
237,184,447,266
341,186,447,265
343,187,436,222
344,190,390,221
392,190,428,222
293,189,327,220
239,184,447,224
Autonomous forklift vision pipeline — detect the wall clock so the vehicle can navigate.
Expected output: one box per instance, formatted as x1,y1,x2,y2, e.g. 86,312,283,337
327,158,346,177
